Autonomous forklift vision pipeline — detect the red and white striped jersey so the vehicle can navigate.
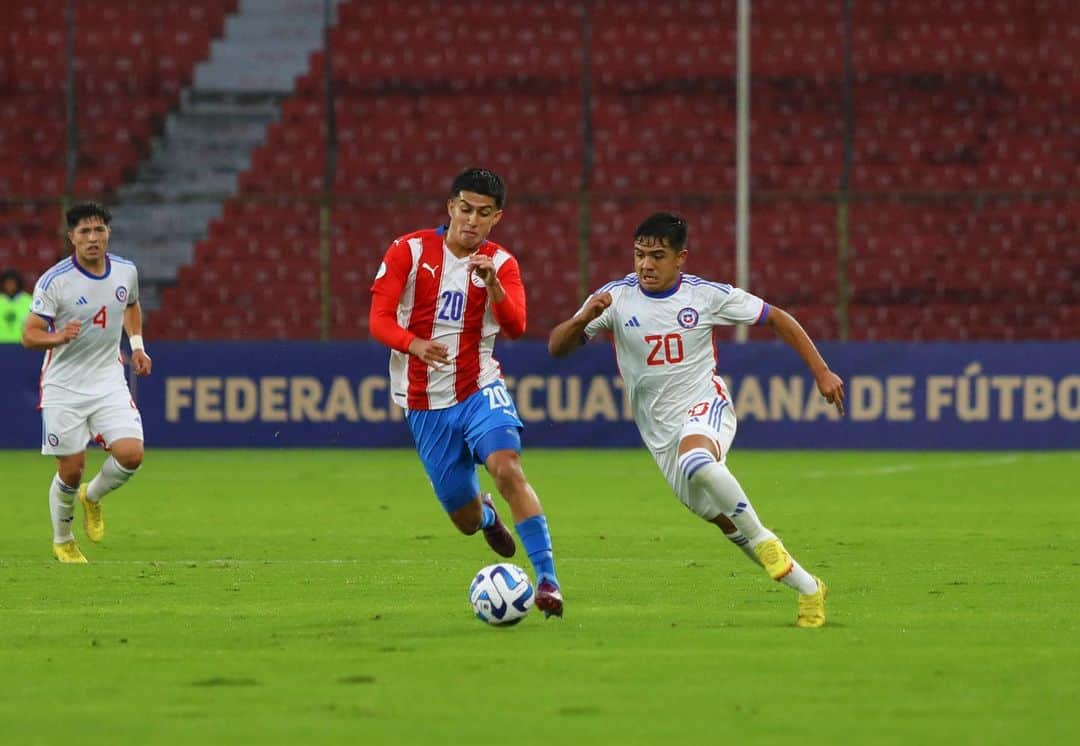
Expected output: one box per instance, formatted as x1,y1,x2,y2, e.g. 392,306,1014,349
369,227,526,410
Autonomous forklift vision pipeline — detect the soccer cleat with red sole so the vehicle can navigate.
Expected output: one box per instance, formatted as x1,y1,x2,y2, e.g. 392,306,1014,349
535,579,564,618
480,493,516,558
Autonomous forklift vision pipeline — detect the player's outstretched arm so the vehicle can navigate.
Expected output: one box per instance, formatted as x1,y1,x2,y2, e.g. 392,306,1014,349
548,292,611,357
764,304,845,415
21,313,79,350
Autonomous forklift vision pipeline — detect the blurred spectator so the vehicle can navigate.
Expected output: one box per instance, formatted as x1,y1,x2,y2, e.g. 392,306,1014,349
0,269,33,343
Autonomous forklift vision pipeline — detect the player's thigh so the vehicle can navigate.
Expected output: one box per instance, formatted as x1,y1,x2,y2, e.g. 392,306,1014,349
680,393,737,463
40,405,91,456
461,381,524,463
405,406,480,513
87,390,144,449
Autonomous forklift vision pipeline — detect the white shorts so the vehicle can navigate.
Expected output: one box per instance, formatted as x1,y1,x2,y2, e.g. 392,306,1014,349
40,389,144,456
649,387,738,521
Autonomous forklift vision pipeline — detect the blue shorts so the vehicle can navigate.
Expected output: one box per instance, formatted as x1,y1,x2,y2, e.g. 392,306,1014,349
405,380,524,513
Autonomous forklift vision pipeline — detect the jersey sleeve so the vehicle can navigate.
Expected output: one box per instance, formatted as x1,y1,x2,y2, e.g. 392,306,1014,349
368,238,417,353
30,276,59,321
126,265,140,306
707,286,770,326
369,237,415,296
491,253,526,338
582,289,616,338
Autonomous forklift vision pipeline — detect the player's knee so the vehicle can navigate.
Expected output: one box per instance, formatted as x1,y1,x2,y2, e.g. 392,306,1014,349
59,466,84,487
116,450,143,471
56,455,85,487
678,447,715,484
111,441,143,471
487,454,524,490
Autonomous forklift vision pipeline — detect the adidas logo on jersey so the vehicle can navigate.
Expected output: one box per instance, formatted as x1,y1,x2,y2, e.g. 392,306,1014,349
76,296,88,305
624,316,641,328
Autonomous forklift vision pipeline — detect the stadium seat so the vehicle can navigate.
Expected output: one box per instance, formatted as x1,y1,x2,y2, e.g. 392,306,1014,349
9,0,1068,342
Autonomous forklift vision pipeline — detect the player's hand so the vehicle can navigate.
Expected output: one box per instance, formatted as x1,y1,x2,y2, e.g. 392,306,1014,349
131,349,152,376
817,370,845,416
578,292,612,322
467,254,497,287
56,320,81,345
408,338,452,370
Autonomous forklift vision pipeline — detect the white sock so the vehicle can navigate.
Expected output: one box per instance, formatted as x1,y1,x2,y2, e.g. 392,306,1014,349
87,456,137,502
781,559,820,595
728,508,819,593
49,474,77,543
679,449,775,545
681,449,819,592
721,528,762,567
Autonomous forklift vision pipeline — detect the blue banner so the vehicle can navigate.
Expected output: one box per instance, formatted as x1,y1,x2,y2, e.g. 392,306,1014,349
1,341,1077,450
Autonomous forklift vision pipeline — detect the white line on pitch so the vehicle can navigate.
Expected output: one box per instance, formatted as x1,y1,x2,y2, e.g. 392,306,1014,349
797,454,1033,479
0,557,687,567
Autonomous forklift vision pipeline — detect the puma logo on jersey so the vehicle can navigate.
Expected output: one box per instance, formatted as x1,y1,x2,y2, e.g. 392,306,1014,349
421,262,439,277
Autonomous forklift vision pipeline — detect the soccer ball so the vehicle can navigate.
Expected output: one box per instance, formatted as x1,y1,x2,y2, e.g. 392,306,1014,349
469,563,534,626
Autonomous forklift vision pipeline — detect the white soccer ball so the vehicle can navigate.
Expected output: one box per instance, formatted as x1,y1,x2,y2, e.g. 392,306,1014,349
469,563,534,626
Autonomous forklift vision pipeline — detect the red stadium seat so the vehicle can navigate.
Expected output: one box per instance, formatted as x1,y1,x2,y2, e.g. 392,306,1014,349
131,0,1080,340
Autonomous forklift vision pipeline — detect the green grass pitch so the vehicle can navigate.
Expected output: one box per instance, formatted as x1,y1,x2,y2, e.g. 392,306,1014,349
1,449,1077,745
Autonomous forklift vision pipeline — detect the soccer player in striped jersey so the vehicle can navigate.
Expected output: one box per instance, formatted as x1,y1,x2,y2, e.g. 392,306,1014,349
22,202,153,563
369,168,564,617
549,212,844,628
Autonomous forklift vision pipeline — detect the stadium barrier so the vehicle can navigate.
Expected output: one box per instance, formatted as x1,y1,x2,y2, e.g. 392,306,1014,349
1,341,1076,450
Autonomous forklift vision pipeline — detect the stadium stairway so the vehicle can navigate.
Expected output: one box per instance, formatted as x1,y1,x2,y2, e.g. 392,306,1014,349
113,97,278,312
1,0,235,289
0,1,233,200
119,0,340,315
153,0,1076,341
193,0,339,93
158,0,585,340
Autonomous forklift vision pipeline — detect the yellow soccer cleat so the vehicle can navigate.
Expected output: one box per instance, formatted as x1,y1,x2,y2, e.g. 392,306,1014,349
753,537,794,581
796,576,828,628
52,539,88,564
79,484,104,542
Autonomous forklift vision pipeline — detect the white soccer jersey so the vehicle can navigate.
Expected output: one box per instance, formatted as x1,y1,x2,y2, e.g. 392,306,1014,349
583,273,769,452
30,254,140,405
